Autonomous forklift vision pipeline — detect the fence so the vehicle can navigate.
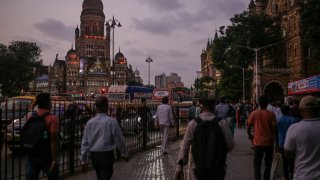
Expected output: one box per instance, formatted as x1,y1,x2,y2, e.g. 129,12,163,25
0,100,189,180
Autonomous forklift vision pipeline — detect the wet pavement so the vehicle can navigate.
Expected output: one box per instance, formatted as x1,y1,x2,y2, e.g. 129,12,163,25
65,128,255,180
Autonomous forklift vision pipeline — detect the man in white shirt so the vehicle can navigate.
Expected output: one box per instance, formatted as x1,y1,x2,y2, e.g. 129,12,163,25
155,96,174,154
284,95,320,180
80,96,129,180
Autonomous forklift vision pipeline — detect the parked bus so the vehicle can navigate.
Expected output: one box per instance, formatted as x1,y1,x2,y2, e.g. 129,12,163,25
106,85,153,101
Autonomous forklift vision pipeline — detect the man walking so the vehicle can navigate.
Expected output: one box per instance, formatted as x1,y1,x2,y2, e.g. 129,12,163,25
80,96,129,180
174,98,234,180
247,96,278,180
24,93,59,180
155,96,174,155
284,95,320,180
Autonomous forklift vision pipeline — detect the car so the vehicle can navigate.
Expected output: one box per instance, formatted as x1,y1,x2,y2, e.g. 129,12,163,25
5,102,93,154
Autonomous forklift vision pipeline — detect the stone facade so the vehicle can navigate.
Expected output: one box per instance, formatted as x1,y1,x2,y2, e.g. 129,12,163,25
32,0,142,95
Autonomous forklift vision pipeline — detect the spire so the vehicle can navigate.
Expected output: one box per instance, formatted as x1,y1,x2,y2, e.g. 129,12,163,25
206,38,210,49
56,54,59,60
214,29,218,41
71,43,73,50
119,47,121,52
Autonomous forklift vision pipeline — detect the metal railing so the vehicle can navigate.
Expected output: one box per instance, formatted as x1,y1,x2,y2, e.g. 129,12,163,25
0,100,188,179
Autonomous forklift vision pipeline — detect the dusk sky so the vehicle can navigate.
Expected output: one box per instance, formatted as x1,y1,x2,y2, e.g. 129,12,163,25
0,0,249,87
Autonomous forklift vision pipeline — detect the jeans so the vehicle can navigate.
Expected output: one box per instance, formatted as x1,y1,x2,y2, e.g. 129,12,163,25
91,151,115,180
253,146,273,180
159,124,169,153
26,156,58,180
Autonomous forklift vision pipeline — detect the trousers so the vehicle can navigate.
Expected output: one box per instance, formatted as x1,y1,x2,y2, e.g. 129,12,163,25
91,150,115,180
254,146,273,180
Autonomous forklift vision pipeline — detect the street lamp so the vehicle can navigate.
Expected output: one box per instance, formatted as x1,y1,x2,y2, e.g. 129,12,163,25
145,56,153,86
106,16,121,85
237,43,278,102
231,65,245,102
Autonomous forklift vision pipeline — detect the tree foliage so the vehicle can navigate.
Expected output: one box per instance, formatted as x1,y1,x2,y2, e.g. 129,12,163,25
211,12,282,100
301,0,320,64
0,41,42,97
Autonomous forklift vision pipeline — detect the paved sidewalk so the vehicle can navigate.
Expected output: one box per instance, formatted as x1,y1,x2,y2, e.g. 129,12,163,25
65,128,254,180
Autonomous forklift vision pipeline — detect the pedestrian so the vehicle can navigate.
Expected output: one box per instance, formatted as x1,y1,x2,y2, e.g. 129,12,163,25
137,98,151,142
188,100,197,121
23,93,59,180
277,105,296,180
80,96,129,180
174,98,235,180
247,96,279,180
284,95,320,180
289,98,302,121
194,99,202,119
215,97,230,119
155,96,174,155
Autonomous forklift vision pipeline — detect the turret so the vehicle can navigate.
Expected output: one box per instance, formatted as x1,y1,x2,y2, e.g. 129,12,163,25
248,0,256,14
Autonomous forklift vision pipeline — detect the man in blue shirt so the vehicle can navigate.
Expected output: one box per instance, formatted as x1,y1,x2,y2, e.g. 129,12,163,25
80,96,129,180
277,105,296,180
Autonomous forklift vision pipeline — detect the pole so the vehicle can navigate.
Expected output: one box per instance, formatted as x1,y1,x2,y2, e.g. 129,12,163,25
148,61,150,86
242,68,245,102
255,49,258,103
112,27,115,85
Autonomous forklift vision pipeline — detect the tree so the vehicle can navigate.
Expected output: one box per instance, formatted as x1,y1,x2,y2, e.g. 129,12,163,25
301,0,320,72
0,41,42,97
193,76,216,99
211,12,282,100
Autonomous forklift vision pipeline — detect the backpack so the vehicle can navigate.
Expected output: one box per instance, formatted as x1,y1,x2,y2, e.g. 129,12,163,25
191,117,227,179
21,111,51,157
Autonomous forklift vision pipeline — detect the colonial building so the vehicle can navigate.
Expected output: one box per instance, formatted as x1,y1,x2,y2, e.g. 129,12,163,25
32,0,142,95
200,32,221,84
247,0,318,102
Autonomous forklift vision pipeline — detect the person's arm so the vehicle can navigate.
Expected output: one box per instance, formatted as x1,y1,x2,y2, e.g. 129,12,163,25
246,112,254,140
169,106,174,126
284,125,296,159
176,121,194,170
48,116,59,171
272,117,279,151
80,124,90,164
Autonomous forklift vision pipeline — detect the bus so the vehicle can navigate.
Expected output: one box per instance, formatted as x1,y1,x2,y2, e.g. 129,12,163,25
106,85,153,101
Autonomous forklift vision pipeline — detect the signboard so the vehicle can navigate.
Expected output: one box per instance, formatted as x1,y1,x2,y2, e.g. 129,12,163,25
152,90,170,101
288,75,320,95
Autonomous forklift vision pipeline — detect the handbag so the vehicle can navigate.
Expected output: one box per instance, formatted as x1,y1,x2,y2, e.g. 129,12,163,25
271,152,283,180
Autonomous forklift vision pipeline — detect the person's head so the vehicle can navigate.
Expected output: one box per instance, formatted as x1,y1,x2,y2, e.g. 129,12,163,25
299,95,319,119
192,100,197,106
162,96,169,104
258,96,268,109
95,96,108,113
201,98,216,113
280,104,290,115
35,93,51,110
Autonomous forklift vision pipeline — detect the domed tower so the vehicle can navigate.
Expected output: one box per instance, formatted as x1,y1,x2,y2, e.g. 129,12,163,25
76,0,111,64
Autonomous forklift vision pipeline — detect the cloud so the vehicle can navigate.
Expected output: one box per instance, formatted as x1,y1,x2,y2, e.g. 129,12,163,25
131,17,179,35
33,19,74,42
136,0,184,12
166,49,188,58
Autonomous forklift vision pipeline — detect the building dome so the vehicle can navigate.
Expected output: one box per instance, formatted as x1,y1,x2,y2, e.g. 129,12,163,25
81,0,105,17
82,0,103,11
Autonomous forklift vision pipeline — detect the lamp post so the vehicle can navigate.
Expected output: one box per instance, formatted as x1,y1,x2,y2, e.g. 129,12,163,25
237,43,278,102
231,65,245,102
106,16,121,85
145,56,153,86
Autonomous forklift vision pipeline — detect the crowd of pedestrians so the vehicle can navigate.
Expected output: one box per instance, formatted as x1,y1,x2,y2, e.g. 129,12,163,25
18,92,320,180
